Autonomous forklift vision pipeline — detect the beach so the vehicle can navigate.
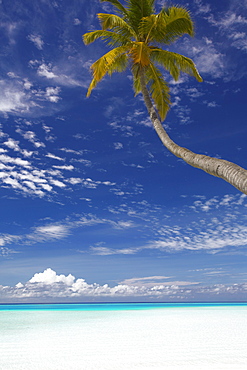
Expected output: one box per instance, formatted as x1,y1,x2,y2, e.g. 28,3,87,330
0,303,247,370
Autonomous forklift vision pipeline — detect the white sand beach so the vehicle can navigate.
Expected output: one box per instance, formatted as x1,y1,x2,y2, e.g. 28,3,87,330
0,305,247,370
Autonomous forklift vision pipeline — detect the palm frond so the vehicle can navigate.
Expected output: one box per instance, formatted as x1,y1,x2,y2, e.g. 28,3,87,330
98,13,137,39
150,48,203,82
83,30,129,46
139,12,164,42
126,0,155,33
127,0,155,18
129,42,151,66
106,53,128,76
144,63,171,120
158,7,194,44
86,78,98,98
131,64,141,95
87,45,129,96
99,0,128,17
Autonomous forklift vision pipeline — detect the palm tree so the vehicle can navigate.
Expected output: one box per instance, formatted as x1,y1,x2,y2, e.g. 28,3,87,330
83,0,247,195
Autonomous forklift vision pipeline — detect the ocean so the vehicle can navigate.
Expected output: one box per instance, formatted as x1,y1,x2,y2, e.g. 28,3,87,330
0,303,246,370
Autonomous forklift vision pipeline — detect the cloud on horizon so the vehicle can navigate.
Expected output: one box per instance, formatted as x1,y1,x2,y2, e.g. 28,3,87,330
0,268,246,302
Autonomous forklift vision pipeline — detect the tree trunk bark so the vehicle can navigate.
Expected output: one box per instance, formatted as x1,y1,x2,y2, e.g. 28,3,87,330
139,69,247,195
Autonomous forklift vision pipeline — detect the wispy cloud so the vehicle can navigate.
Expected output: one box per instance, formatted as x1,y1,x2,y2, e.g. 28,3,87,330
0,213,136,250
27,34,44,50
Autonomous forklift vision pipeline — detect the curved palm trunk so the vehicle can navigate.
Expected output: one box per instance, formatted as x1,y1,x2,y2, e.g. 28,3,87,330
139,70,247,195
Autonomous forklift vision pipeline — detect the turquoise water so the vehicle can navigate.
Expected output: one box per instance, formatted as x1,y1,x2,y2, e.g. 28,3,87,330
0,301,246,311
1,303,247,369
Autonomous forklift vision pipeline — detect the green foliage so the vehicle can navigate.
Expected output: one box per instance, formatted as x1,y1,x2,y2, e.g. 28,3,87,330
87,45,129,96
150,49,203,81
83,0,202,121
98,13,137,39
83,30,129,47
145,63,171,120
100,0,128,16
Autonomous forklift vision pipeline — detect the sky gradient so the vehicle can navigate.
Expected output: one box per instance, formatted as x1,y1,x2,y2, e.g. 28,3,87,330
0,0,247,303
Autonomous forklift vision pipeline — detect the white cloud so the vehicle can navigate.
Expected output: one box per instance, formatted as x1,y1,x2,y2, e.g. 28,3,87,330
114,142,123,150
208,12,247,29
28,34,44,50
0,81,34,115
193,44,225,78
0,74,63,117
29,268,74,285
73,18,81,25
37,63,58,79
0,154,31,168
0,234,21,247
191,193,247,212
205,9,247,57
1,268,247,301
1,194,246,255
91,246,137,255
3,138,20,151
49,179,66,188
46,153,65,161
33,60,84,87
186,87,204,99
16,129,46,148
53,165,74,171
45,87,61,103
195,0,211,15
203,101,219,108
66,177,116,189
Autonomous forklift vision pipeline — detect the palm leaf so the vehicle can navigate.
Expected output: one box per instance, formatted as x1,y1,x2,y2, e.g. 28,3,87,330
106,53,128,76
131,64,141,95
98,13,137,39
158,7,194,44
127,0,155,18
83,30,129,46
87,45,129,96
86,78,98,98
139,12,164,42
150,48,203,82
99,0,128,17
129,42,151,66
144,63,171,120
126,0,155,33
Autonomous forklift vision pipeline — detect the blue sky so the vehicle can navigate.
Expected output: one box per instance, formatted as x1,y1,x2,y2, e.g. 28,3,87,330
0,0,247,303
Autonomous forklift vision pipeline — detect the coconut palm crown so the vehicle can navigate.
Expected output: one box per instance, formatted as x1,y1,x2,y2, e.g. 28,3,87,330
83,0,247,195
83,0,202,121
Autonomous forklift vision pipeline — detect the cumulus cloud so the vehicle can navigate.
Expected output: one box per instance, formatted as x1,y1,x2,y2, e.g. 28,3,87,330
0,268,247,302
29,268,74,285
0,268,203,301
